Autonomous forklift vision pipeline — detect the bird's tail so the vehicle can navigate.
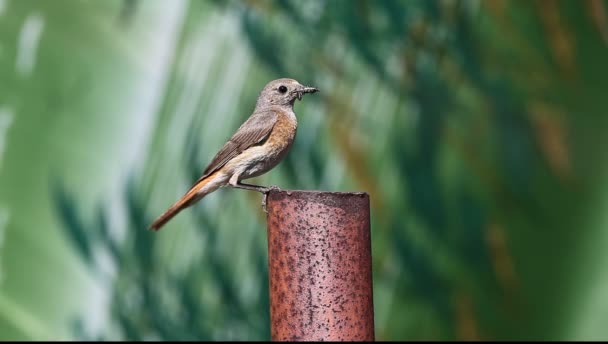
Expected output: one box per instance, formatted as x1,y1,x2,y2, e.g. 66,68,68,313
149,171,222,231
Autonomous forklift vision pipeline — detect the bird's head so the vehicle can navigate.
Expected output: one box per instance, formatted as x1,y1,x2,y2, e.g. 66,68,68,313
256,78,318,108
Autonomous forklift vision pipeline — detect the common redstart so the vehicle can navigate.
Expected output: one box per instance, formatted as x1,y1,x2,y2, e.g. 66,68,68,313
149,78,318,230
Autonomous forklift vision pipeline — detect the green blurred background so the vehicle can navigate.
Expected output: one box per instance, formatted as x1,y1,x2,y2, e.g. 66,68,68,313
1,0,608,340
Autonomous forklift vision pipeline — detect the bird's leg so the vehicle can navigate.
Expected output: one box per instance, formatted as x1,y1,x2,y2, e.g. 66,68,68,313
230,182,268,193
228,176,281,213
229,173,266,192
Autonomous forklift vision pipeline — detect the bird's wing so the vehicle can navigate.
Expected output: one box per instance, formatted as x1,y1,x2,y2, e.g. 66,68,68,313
196,109,278,183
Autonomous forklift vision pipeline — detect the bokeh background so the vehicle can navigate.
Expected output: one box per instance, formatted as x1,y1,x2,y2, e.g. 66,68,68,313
1,0,608,340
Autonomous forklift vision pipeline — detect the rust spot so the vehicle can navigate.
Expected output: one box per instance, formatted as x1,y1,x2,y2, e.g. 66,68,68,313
266,190,375,341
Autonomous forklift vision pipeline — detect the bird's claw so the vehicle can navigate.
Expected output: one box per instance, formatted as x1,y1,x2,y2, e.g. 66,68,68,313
264,185,281,193
262,193,268,213
261,185,281,213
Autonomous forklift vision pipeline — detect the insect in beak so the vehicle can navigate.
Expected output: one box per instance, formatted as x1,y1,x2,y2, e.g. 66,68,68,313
294,86,318,101
302,86,318,94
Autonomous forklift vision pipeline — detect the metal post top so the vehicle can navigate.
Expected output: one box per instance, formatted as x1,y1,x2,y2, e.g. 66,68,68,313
266,189,369,210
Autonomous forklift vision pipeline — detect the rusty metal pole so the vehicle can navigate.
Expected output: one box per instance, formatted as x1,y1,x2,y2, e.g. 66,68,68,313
266,190,375,341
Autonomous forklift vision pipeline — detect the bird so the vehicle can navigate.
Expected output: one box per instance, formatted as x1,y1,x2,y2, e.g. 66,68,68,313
149,78,318,231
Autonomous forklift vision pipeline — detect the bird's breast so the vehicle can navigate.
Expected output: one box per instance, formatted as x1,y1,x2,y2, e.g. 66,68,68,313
236,109,297,179
267,109,298,150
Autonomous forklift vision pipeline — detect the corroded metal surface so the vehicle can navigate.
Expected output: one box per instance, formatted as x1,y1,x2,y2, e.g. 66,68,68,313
266,190,375,341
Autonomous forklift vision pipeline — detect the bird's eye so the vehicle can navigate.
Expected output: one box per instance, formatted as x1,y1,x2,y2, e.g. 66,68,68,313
278,85,288,93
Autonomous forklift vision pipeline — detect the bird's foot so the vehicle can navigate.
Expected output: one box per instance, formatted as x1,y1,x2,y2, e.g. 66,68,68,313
263,185,281,193
261,185,281,213
262,194,268,213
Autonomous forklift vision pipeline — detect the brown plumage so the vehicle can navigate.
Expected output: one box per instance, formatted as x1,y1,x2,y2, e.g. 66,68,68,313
196,109,278,183
149,78,318,231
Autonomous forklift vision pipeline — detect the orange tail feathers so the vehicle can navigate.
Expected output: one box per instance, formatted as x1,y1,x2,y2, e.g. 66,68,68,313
149,172,219,231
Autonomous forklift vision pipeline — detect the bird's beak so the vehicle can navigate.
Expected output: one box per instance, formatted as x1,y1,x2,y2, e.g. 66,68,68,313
295,85,319,101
